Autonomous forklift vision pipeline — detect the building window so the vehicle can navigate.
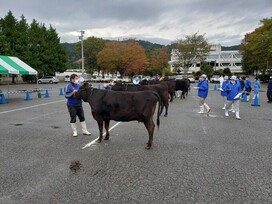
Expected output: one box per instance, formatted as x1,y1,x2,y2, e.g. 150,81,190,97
234,54,242,59
207,55,218,59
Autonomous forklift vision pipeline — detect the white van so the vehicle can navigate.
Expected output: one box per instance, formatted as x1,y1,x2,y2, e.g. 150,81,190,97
65,75,70,82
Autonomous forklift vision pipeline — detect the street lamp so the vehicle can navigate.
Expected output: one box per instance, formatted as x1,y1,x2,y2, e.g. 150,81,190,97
79,30,85,74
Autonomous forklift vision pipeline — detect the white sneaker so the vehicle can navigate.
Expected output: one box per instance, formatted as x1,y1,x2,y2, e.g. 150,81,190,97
222,107,225,110
232,109,235,113
225,111,229,117
228,109,233,112
198,111,204,114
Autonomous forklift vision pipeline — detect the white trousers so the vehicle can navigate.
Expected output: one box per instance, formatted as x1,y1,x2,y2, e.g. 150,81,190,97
222,96,227,108
226,100,239,112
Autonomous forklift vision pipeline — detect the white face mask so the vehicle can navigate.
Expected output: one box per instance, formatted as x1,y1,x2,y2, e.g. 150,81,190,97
75,79,79,84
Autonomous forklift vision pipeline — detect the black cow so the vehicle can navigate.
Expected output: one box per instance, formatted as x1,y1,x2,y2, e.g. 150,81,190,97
175,79,190,99
162,79,176,102
74,83,161,149
112,82,169,117
140,79,176,102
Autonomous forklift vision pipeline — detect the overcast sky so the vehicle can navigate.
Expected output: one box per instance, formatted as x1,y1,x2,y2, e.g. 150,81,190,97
1,0,271,46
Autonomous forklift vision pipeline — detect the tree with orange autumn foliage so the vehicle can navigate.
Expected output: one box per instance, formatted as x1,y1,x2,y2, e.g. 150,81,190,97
97,39,148,76
147,46,170,76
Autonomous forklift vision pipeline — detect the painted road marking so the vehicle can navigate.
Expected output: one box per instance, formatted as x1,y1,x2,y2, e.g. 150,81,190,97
0,100,65,115
82,122,122,149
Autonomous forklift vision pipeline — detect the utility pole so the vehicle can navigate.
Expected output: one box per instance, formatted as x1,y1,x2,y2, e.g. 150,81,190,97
79,30,85,74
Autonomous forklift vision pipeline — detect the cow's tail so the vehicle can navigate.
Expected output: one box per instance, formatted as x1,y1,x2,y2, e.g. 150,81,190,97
153,92,161,130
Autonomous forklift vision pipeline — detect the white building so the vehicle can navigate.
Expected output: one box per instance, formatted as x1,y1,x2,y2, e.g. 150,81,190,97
169,44,242,73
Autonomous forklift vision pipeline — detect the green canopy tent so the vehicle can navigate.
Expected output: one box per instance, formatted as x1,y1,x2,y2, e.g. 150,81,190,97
0,55,38,100
0,55,37,75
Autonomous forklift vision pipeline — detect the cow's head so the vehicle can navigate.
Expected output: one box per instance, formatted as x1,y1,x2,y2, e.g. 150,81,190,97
74,82,92,102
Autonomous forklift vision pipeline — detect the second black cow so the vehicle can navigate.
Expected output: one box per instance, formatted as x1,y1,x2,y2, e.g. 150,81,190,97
112,82,169,117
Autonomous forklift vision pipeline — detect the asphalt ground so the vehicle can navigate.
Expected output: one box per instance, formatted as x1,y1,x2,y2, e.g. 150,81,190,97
0,82,272,204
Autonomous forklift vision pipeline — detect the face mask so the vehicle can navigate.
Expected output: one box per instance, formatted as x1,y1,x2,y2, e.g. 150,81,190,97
75,79,79,84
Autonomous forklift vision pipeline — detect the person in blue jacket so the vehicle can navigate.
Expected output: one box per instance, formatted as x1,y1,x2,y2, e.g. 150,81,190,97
224,76,242,120
252,76,261,100
245,76,252,101
267,76,272,103
65,74,91,137
220,76,229,109
194,74,211,114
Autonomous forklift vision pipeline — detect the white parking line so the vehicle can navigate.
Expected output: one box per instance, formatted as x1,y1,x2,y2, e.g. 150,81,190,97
0,100,66,115
82,122,122,149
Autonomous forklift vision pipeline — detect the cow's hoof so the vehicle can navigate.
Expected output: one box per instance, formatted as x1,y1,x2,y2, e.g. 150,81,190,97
164,114,168,117
104,136,109,140
145,145,151,149
97,139,102,143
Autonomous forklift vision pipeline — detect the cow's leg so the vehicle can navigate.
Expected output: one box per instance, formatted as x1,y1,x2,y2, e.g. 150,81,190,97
181,91,186,99
144,118,155,149
163,97,169,117
159,104,164,115
169,92,174,102
104,120,110,140
97,120,104,143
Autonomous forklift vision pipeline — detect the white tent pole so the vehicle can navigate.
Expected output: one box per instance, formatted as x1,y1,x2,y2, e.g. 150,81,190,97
7,82,10,99
36,75,39,90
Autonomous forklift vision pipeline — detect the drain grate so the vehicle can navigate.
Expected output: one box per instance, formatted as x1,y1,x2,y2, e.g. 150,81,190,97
69,161,82,174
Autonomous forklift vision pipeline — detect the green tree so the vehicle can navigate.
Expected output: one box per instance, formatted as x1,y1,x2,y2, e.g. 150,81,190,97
76,36,105,74
223,68,231,76
0,11,17,56
148,46,170,76
240,18,272,74
200,61,214,77
173,33,211,74
0,11,67,77
15,15,31,63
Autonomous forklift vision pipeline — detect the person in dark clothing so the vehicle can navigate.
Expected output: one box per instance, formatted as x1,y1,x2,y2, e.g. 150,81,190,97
65,74,91,137
239,76,245,91
244,76,252,101
267,76,272,103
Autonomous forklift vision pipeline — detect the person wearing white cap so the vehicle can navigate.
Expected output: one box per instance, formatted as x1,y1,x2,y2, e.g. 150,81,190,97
223,75,242,120
194,74,211,114
133,75,140,85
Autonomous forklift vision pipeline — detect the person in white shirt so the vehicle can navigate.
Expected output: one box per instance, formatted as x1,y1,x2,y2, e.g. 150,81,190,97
219,75,224,88
133,75,140,85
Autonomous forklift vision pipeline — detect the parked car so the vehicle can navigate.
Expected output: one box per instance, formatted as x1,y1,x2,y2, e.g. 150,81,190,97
121,76,131,83
112,77,122,83
210,75,220,83
173,75,184,80
184,75,196,83
38,76,59,84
